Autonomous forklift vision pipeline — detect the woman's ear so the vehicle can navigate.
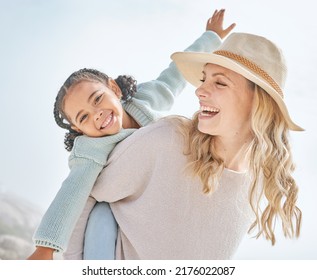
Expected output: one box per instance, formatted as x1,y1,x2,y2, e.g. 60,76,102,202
109,79,122,99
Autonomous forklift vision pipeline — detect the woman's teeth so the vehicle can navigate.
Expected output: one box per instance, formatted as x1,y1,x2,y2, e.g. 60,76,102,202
200,105,220,116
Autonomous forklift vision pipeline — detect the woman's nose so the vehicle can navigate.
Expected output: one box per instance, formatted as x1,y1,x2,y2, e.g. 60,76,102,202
195,85,208,99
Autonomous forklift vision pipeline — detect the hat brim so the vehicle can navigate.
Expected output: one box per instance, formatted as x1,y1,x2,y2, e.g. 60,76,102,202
171,52,303,131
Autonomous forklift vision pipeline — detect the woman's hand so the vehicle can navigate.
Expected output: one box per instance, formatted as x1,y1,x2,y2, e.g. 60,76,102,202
206,9,236,39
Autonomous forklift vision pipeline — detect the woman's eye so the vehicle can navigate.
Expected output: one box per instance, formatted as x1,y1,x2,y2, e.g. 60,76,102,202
216,82,227,87
79,114,88,123
200,78,205,82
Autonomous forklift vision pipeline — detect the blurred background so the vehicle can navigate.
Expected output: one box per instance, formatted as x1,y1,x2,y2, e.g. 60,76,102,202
0,0,316,259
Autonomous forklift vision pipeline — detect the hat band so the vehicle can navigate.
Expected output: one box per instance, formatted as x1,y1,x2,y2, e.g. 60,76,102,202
214,50,284,98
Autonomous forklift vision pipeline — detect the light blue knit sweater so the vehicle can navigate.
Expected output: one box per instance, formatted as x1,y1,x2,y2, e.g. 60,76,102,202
33,31,222,252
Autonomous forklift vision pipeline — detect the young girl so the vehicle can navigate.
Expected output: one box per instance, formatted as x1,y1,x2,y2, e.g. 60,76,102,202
65,31,303,260
28,9,236,260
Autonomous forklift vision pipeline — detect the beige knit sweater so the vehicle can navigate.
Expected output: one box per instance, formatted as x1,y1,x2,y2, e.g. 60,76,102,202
65,118,254,260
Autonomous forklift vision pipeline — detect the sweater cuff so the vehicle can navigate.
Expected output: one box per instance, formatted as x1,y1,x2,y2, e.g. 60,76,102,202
184,31,222,53
34,239,63,253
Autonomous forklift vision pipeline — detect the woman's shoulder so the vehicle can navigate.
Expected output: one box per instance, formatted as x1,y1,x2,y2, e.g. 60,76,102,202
108,116,189,161
140,116,184,136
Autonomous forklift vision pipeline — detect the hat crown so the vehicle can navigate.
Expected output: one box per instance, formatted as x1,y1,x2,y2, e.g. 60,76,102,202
218,33,287,89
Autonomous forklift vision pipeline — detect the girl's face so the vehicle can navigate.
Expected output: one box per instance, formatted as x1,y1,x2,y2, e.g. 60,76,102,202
63,80,124,137
195,63,254,139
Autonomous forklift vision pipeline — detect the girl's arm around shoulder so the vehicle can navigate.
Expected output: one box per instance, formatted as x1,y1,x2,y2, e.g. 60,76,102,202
91,119,182,202
71,131,135,166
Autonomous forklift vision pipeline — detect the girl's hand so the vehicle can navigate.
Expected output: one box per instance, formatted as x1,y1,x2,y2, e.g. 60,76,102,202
206,9,236,39
27,246,54,260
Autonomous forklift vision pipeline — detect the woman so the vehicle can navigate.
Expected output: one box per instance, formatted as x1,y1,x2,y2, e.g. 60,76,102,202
66,32,303,260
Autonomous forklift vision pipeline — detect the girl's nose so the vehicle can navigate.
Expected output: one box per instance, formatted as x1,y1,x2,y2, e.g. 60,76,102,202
95,110,103,121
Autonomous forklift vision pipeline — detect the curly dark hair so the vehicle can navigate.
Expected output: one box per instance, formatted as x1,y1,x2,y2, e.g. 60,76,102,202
53,68,137,151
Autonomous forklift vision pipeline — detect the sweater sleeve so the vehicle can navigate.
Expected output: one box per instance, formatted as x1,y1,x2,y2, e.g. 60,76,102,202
125,31,221,118
33,157,103,252
32,131,135,252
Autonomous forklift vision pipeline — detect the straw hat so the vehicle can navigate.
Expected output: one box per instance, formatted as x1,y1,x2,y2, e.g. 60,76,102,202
171,33,303,131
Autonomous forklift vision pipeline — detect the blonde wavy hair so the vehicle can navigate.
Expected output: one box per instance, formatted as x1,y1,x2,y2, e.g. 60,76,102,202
175,84,302,245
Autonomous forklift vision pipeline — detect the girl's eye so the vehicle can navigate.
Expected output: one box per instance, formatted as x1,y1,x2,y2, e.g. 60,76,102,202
95,94,103,104
200,78,205,82
79,114,88,123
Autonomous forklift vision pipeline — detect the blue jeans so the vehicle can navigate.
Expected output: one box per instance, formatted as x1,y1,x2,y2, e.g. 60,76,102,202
83,202,118,260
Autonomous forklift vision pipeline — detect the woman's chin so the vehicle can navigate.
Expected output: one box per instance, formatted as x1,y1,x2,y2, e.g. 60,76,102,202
197,123,216,136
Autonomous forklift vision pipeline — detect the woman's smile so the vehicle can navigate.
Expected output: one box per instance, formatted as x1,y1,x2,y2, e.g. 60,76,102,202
199,104,220,118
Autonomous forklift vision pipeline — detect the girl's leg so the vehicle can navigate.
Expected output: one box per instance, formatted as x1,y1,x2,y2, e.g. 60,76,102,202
83,202,117,260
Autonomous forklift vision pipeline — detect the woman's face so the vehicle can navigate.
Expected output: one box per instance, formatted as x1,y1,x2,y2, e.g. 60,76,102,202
195,63,254,138
63,80,124,137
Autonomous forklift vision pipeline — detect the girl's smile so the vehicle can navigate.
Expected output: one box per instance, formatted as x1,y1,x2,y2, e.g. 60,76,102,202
100,112,114,130
63,80,126,137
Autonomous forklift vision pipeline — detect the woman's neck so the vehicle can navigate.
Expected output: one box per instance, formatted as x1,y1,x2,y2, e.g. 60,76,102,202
214,133,253,172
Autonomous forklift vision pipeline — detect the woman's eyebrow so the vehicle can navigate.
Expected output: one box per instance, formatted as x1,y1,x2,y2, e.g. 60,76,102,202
213,72,235,84
202,70,234,84
202,70,231,79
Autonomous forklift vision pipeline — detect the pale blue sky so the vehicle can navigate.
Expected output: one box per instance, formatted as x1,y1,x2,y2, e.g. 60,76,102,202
1,0,316,259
